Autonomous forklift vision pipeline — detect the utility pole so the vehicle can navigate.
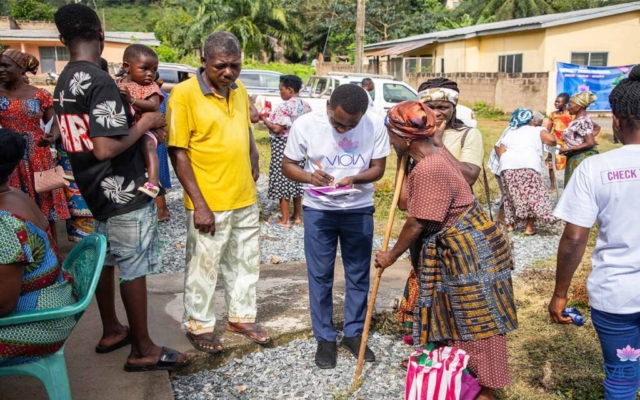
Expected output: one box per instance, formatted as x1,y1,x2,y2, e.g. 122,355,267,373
354,0,365,73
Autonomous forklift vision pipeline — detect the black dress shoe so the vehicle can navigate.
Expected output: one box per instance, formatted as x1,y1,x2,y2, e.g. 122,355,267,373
315,340,337,369
341,335,376,362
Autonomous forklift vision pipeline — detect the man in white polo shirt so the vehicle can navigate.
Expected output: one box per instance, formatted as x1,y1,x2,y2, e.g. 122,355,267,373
282,84,389,369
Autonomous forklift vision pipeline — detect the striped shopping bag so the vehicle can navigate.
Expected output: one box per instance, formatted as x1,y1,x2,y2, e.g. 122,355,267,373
405,344,480,400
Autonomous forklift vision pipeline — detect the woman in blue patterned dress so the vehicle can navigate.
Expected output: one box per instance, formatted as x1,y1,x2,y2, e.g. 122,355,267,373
154,73,172,222
0,128,76,366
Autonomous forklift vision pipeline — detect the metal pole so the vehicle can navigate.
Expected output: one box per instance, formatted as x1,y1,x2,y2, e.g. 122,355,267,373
354,0,365,73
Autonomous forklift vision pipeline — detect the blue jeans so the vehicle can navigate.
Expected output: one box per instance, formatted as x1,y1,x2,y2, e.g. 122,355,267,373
94,200,159,281
303,206,374,342
592,308,640,400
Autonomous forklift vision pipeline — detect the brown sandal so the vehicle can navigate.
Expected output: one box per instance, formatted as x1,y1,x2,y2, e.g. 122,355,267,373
186,332,223,354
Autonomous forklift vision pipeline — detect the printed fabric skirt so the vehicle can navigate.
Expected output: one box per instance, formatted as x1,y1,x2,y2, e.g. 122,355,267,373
500,168,558,228
268,136,303,200
565,148,598,184
57,147,94,242
412,201,517,389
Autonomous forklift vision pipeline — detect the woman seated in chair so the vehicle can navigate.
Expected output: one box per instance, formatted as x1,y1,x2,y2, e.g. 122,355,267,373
0,128,76,367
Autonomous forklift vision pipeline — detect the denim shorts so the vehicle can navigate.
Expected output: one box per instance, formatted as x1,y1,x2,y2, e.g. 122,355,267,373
95,200,160,281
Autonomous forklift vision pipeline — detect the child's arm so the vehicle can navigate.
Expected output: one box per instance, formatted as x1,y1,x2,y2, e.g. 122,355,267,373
134,93,161,112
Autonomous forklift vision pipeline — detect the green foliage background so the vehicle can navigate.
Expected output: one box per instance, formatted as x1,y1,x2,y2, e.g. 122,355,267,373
1,0,638,66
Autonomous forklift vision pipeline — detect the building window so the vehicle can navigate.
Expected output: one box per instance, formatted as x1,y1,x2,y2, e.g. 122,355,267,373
39,46,70,73
571,52,608,67
440,58,445,73
498,54,523,73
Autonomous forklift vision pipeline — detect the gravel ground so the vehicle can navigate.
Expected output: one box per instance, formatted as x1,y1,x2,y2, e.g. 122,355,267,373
167,171,566,399
158,174,398,273
172,333,411,400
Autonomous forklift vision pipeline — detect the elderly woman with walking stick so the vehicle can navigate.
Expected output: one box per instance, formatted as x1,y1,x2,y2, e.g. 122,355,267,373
374,101,518,400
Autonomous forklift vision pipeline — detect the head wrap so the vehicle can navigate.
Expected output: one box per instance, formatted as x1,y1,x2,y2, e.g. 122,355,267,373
571,91,597,109
1,49,39,75
385,101,438,139
508,108,534,129
418,87,459,106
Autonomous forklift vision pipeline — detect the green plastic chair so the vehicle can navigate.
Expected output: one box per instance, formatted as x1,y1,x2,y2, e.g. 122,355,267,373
0,233,107,400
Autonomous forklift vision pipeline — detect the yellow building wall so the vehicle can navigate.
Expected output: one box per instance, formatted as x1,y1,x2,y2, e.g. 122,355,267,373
543,11,640,71
475,30,546,72
0,39,129,73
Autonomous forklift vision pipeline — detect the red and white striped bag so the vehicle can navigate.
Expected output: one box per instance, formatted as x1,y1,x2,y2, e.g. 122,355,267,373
405,344,472,400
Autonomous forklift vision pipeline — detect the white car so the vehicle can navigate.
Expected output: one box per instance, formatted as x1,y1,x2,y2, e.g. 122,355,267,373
255,72,477,128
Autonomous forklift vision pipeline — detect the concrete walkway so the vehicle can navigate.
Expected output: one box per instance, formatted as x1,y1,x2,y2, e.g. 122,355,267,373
0,225,411,400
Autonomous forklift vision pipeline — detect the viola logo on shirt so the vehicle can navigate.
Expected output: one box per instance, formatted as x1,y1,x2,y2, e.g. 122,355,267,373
325,137,367,168
334,137,359,154
600,167,640,184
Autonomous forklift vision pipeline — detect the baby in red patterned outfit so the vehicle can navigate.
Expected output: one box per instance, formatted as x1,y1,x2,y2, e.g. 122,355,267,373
117,44,164,198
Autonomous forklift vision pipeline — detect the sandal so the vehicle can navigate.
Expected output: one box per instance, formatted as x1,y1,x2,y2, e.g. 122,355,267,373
95,326,131,354
270,220,291,228
226,322,271,345
138,182,160,198
123,347,191,372
186,332,223,354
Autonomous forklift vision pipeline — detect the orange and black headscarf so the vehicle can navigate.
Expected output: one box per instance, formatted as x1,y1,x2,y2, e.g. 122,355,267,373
385,101,438,139
2,49,40,75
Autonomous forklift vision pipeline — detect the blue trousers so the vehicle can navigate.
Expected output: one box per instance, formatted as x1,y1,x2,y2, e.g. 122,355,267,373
592,308,640,400
303,206,374,342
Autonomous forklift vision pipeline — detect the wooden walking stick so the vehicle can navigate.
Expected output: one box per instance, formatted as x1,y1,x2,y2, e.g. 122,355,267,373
352,154,408,389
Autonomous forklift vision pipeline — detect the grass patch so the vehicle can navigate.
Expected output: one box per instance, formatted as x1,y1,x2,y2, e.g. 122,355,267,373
498,251,605,400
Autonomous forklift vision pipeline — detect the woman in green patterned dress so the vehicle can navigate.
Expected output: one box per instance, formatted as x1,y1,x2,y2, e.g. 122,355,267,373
0,128,76,366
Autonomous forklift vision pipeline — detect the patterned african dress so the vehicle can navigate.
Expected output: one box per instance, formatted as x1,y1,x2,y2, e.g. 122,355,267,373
156,89,172,189
267,97,312,200
562,114,599,183
404,148,517,389
500,169,558,228
0,211,76,367
57,147,94,242
0,89,70,221
548,109,573,145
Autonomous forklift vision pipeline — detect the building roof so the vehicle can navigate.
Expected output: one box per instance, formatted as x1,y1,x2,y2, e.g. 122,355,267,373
0,29,160,46
365,2,640,53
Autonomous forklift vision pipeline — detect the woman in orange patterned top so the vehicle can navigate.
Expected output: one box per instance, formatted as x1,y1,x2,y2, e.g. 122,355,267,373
545,93,572,190
0,50,70,244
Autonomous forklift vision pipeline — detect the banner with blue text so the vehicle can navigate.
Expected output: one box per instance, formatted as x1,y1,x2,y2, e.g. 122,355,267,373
556,62,634,111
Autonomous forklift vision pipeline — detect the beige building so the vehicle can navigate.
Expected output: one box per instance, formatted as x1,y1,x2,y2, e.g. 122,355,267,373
0,17,159,74
364,2,640,112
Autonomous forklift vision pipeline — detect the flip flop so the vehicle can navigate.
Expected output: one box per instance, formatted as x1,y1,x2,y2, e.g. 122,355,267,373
95,326,131,354
524,230,537,236
226,323,271,345
186,332,223,354
270,220,290,228
123,347,191,372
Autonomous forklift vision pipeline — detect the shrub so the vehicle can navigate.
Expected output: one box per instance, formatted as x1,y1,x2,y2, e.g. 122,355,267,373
241,61,316,82
155,44,179,63
472,101,505,120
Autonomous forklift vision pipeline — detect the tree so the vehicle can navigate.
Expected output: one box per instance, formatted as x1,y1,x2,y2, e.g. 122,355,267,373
456,0,555,22
10,0,56,21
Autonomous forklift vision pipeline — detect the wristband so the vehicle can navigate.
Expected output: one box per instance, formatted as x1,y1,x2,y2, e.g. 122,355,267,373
130,98,137,106
309,172,313,184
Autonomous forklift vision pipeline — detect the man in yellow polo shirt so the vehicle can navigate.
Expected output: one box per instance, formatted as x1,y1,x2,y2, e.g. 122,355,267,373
167,31,270,353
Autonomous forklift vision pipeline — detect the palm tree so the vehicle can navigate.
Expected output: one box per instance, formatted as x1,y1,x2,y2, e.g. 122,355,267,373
456,0,555,22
